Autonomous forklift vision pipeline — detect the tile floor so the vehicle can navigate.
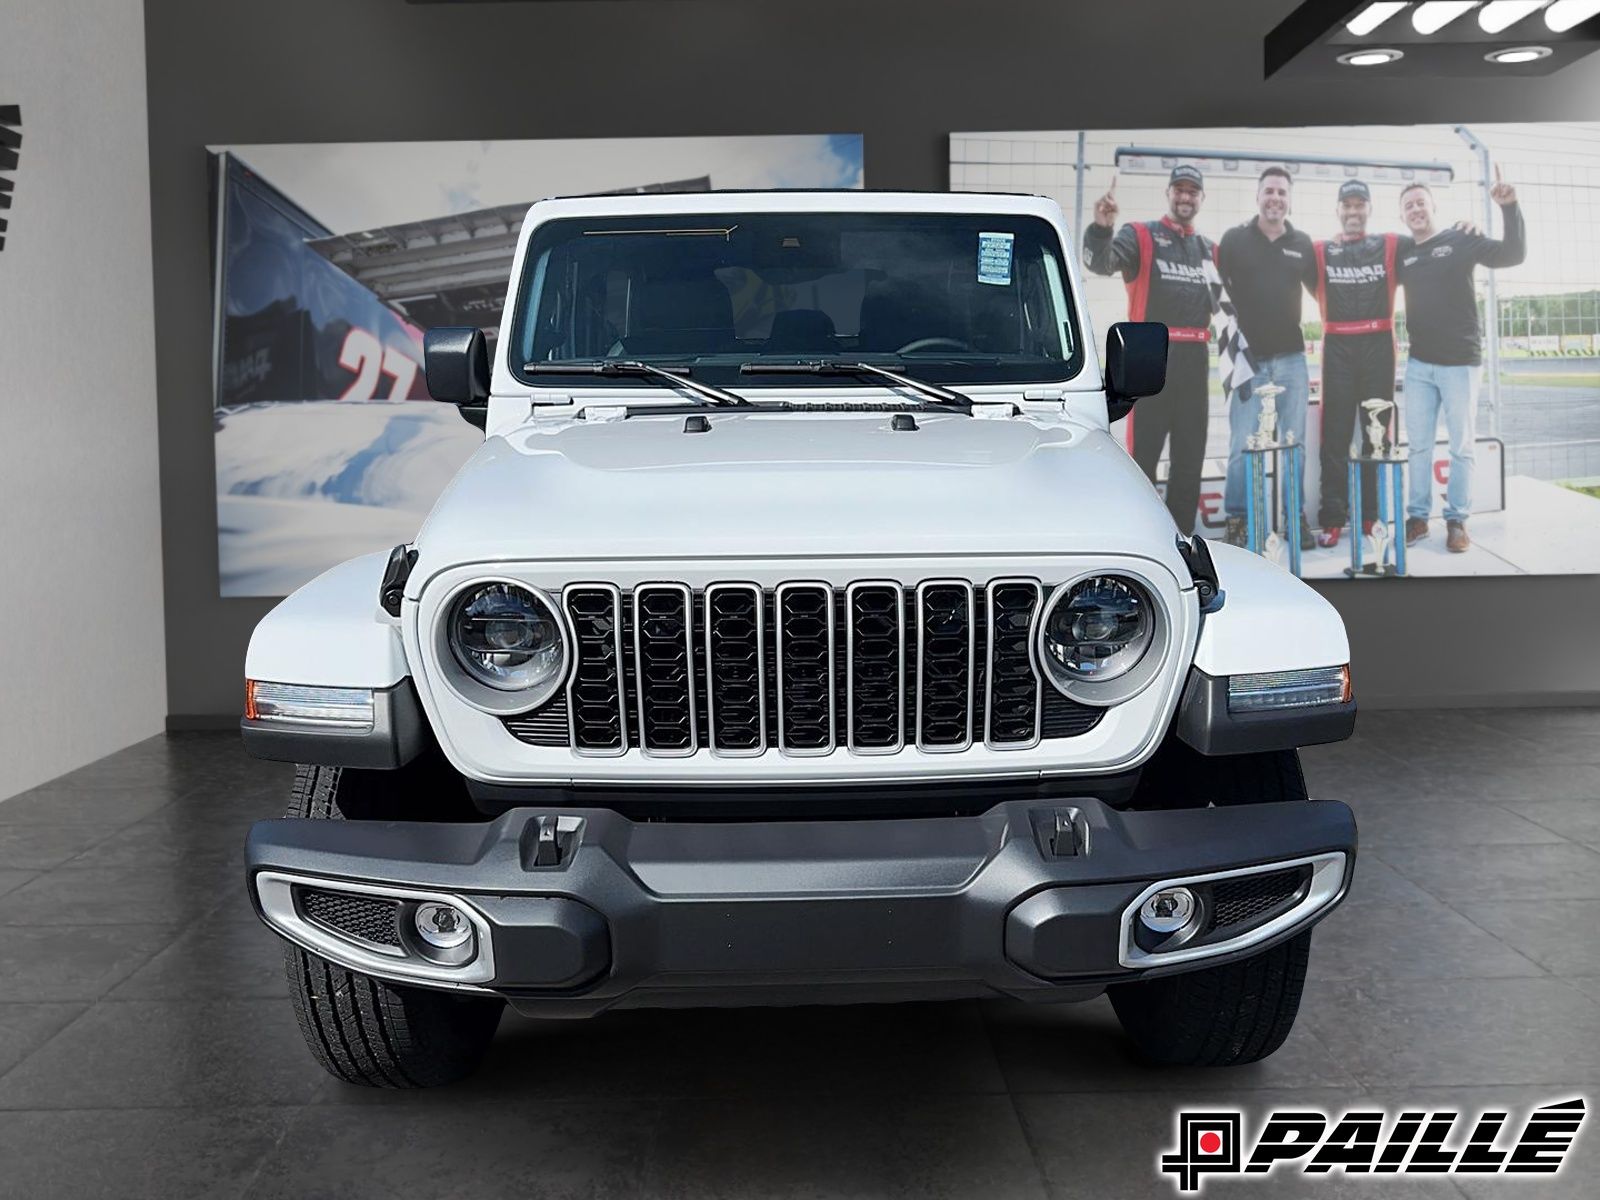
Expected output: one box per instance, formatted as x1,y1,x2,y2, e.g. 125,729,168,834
0,712,1596,1198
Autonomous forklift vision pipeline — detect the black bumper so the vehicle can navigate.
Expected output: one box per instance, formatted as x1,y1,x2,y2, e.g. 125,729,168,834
245,796,1356,1016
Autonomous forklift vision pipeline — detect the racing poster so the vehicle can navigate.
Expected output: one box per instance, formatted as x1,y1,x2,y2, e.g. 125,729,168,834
954,123,1600,580
210,134,865,596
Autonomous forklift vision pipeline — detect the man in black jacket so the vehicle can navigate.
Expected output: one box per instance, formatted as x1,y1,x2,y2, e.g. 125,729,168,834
1397,169,1525,553
1215,166,1316,550
1083,165,1214,535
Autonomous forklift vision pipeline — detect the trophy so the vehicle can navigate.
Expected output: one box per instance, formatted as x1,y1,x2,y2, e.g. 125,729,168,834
1242,383,1304,576
1362,397,1394,458
1345,396,1407,579
1253,386,1281,450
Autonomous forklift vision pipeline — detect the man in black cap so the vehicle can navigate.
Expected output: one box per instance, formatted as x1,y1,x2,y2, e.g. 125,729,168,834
1215,166,1317,550
1308,178,1405,549
1083,164,1215,535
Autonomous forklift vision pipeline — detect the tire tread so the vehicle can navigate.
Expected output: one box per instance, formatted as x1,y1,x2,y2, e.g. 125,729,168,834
1109,932,1312,1067
280,765,502,1088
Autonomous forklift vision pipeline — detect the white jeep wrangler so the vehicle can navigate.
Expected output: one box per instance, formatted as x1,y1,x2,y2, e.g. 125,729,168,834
242,190,1358,1088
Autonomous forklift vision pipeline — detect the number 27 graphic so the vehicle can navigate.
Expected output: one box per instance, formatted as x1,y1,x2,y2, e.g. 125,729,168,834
337,328,421,401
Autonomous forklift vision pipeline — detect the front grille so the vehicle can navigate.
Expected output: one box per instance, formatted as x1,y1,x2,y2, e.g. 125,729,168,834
705,584,765,754
848,583,904,752
1208,866,1311,932
634,584,696,755
565,586,626,753
776,583,834,754
298,889,401,947
503,579,1104,755
916,582,974,750
987,580,1043,746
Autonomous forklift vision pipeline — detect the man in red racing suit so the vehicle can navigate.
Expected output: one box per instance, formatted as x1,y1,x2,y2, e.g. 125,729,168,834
1083,164,1215,535
1310,179,1407,547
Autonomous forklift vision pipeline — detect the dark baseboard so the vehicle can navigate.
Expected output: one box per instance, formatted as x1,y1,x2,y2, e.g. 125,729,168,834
1356,691,1600,711
166,714,241,732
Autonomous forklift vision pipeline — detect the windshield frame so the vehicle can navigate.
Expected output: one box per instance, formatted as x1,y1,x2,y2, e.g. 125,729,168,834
505,209,1087,391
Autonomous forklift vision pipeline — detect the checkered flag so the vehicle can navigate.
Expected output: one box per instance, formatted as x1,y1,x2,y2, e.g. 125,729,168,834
1204,256,1255,401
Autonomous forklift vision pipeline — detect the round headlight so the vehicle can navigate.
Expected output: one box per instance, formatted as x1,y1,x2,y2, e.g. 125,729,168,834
448,583,566,694
1039,576,1154,686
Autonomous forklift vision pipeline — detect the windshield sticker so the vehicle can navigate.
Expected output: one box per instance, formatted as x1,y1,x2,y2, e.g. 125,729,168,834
978,231,1014,285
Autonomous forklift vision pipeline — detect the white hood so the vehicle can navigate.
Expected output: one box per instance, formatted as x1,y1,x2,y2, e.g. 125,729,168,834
411,410,1187,578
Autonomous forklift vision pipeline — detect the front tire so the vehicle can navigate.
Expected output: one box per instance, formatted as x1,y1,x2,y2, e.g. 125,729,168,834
281,764,504,1088
1108,932,1312,1067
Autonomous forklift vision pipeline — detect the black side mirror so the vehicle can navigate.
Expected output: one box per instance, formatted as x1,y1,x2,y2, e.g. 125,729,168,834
424,326,490,407
1105,321,1168,422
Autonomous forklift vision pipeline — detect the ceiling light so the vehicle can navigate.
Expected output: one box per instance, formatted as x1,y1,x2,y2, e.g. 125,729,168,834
1268,0,1600,78
1347,1,1409,34
1339,47,1407,62
1414,1,1481,33
1485,42,1556,56
1546,0,1600,30
1479,1,1548,31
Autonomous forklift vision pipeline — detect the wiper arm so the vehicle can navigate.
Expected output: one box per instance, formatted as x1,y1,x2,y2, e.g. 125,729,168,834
739,360,972,412
524,360,747,407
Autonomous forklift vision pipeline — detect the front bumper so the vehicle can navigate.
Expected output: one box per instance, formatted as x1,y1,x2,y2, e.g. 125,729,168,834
245,796,1355,1016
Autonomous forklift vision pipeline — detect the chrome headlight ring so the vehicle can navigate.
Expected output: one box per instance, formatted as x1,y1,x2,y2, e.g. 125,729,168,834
1034,571,1171,707
432,578,571,716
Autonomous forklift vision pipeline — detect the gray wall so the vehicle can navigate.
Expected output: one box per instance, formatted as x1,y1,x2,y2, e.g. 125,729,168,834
146,0,1600,721
0,0,167,798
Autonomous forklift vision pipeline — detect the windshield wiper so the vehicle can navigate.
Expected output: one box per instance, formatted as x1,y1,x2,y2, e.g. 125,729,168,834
524,360,747,407
738,360,972,412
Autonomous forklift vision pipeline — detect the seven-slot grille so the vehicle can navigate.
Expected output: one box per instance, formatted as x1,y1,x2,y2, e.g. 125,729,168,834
504,580,1102,755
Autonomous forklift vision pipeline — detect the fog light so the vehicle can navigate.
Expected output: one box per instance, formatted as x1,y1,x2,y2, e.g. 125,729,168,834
414,902,473,950
1139,887,1197,934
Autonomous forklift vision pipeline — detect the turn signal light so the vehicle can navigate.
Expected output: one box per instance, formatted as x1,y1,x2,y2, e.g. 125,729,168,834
1227,666,1351,713
245,681,375,730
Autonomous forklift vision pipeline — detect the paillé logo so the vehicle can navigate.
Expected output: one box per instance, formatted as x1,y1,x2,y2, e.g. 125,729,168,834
1160,1097,1586,1193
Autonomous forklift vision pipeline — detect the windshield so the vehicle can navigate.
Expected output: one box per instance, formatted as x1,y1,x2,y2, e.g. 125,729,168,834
509,212,1083,388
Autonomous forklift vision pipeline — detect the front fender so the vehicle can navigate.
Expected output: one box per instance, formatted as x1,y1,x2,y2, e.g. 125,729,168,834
242,552,424,768
1177,543,1354,755
245,551,409,688
1194,543,1348,676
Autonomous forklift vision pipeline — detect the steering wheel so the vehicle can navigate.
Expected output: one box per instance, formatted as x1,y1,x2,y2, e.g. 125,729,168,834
894,336,974,356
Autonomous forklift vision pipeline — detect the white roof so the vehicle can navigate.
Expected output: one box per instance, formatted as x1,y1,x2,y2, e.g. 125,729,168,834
520,189,1065,227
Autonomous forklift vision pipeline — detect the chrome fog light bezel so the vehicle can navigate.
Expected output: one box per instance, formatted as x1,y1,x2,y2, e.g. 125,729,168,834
1119,852,1348,969
255,871,497,990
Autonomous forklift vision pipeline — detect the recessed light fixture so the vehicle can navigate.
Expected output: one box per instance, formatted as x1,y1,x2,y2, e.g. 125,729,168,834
1485,42,1556,56
1338,46,1408,62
